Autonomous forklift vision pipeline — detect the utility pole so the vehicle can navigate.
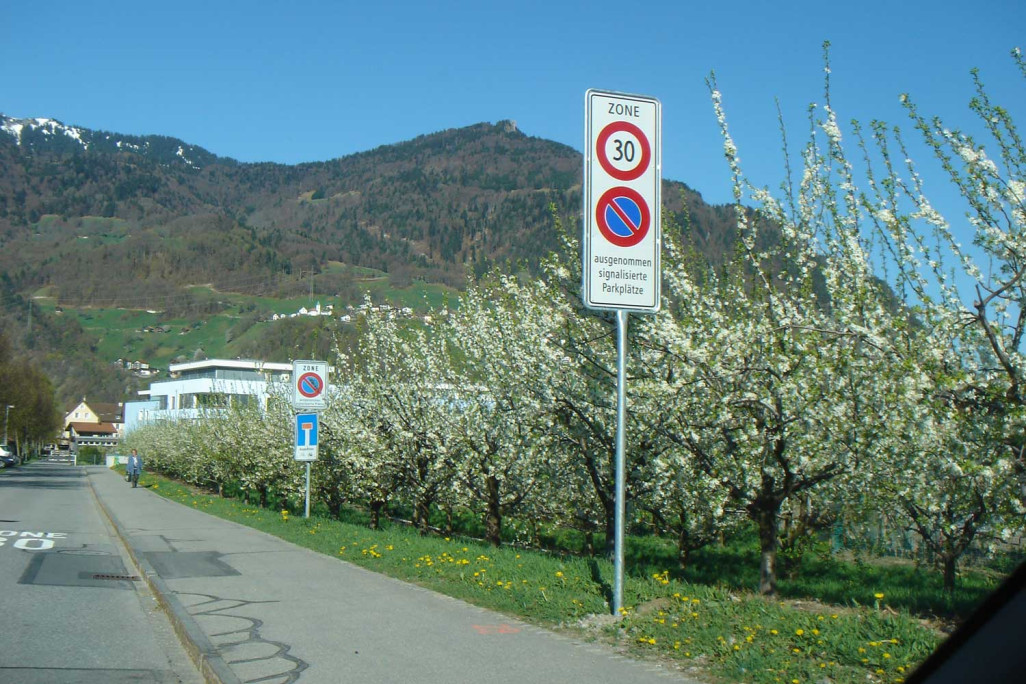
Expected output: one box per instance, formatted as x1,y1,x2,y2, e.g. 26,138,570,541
298,269,315,300
4,404,13,447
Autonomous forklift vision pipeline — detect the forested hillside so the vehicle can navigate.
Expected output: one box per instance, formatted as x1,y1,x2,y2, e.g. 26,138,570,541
0,114,740,403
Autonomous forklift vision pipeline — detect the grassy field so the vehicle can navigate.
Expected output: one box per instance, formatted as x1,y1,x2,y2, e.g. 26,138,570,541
115,467,1006,684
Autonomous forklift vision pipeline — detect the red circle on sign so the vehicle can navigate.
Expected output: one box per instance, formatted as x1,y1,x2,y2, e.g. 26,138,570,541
596,121,651,181
297,372,323,398
596,186,650,247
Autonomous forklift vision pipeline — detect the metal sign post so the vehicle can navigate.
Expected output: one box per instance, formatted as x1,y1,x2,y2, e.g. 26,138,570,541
292,360,327,520
614,310,628,614
295,412,319,518
584,90,661,615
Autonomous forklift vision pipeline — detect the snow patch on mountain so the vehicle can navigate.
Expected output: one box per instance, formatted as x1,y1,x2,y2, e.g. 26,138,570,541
1,116,89,149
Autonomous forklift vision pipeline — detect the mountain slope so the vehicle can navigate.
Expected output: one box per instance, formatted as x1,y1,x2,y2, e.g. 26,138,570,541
0,114,740,403
1,115,732,300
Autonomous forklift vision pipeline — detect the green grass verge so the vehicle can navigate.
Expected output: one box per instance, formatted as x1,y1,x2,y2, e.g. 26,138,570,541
127,469,947,684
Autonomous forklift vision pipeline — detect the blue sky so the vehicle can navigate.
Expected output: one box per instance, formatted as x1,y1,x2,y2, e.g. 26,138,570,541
3,0,1023,208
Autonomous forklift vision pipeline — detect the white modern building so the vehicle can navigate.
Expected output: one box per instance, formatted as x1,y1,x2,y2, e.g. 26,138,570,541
136,359,293,424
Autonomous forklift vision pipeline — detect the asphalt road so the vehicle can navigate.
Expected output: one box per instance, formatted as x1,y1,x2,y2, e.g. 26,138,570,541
0,462,202,683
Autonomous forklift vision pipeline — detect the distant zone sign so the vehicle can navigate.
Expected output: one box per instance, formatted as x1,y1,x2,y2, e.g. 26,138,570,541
292,360,328,410
583,90,661,312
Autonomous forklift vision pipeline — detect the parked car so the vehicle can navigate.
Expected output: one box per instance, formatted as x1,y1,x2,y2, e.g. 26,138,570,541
0,446,15,468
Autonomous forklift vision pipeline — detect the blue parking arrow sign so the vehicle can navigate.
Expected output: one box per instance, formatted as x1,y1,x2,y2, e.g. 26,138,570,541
295,413,319,461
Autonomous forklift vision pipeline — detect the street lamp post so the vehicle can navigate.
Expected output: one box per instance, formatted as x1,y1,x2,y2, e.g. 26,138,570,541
3,404,13,447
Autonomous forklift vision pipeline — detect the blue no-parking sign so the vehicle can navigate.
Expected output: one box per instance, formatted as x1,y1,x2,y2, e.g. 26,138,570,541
294,412,318,462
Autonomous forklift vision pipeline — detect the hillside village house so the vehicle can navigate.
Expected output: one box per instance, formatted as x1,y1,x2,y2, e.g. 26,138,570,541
63,399,123,452
131,359,293,426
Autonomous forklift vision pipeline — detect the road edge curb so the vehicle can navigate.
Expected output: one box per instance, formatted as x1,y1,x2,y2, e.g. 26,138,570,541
89,469,242,684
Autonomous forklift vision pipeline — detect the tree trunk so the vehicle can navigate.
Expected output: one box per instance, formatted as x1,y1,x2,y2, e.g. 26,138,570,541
677,541,691,571
485,475,502,546
677,511,692,571
415,497,431,535
942,554,958,593
603,504,616,560
369,500,384,530
755,505,779,596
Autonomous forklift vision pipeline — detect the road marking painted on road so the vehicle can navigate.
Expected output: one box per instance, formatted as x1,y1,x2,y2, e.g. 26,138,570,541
0,530,67,551
472,624,521,635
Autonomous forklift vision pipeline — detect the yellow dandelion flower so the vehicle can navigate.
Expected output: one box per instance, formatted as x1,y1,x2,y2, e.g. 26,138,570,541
796,629,804,636
874,592,885,599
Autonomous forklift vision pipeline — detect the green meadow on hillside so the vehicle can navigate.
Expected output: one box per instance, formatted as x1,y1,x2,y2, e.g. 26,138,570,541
31,270,457,369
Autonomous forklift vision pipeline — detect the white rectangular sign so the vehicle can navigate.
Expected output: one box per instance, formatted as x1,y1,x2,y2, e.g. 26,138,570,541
294,412,319,462
292,360,328,410
583,89,661,312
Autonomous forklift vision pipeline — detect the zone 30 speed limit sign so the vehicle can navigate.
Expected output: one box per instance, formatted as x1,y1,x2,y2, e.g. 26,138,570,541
583,89,661,313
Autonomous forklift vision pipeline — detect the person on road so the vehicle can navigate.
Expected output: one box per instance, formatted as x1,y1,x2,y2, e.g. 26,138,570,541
127,449,143,488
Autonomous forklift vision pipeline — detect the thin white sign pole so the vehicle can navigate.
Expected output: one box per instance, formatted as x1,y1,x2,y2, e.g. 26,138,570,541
305,461,311,518
613,309,628,614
